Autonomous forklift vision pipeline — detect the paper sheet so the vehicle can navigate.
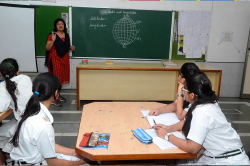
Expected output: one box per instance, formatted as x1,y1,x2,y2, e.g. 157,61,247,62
141,110,180,127
145,129,186,150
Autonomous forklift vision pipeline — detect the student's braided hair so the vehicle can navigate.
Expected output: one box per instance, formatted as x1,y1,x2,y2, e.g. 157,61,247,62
0,58,19,111
10,72,61,147
182,73,217,137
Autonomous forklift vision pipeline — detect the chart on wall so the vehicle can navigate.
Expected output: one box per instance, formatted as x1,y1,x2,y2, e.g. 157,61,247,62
72,7,172,59
171,11,211,60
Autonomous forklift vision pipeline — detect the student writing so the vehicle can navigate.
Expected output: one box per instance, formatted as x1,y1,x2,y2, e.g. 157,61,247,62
154,73,250,165
149,62,201,120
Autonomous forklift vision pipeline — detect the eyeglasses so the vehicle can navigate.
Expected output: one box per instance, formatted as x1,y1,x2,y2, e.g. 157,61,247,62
181,87,198,96
56,23,64,26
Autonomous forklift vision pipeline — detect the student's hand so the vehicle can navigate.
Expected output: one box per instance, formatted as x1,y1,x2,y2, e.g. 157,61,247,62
70,46,75,51
155,127,168,139
177,82,184,94
52,31,56,42
149,109,160,116
77,159,87,165
73,152,83,159
154,124,169,131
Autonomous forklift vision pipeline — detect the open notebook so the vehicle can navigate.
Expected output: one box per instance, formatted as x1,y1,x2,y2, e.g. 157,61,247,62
141,110,186,150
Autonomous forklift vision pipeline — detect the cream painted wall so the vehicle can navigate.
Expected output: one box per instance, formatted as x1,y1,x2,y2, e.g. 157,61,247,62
2,1,250,63
1,0,249,97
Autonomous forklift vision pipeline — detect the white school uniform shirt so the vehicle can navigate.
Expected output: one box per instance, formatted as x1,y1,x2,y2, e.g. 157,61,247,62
10,103,56,164
187,103,243,157
0,75,33,120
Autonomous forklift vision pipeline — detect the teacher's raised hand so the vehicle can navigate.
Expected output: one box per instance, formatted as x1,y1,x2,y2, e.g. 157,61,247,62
51,31,56,42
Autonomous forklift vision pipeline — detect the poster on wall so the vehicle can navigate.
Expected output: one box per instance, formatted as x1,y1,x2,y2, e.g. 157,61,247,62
172,11,211,60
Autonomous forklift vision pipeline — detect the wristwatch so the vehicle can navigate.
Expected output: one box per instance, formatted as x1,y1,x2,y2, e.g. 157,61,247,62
176,94,184,98
165,133,172,141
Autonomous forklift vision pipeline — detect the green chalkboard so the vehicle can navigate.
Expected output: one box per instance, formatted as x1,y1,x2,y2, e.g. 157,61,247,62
35,6,69,57
72,7,172,59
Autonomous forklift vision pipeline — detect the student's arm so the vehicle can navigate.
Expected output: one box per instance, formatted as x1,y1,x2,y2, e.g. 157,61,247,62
45,157,85,165
176,82,186,120
55,144,83,159
149,101,177,116
154,120,185,132
55,144,76,156
155,127,201,154
0,89,11,112
46,32,56,51
169,135,201,154
37,127,85,165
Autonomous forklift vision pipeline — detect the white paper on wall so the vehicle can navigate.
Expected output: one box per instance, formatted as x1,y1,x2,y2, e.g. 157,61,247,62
199,35,207,47
193,48,202,58
185,47,193,58
178,10,211,59
178,11,185,35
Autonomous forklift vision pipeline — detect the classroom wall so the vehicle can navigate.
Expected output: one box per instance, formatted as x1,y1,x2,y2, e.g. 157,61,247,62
1,0,250,97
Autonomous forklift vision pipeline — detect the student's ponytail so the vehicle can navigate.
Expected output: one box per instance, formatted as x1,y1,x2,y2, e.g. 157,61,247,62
10,72,61,147
0,58,19,111
10,93,40,147
182,73,218,137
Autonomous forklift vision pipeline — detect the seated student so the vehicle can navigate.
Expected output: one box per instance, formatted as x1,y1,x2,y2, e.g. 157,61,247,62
149,62,201,120
9,72,86,165
0,58,33,165
154,73,250,165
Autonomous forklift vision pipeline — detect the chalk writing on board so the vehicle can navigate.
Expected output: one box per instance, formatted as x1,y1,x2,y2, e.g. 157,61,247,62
112,15,141,48
99,9,116,15
90,16,106,21
90,24,108,29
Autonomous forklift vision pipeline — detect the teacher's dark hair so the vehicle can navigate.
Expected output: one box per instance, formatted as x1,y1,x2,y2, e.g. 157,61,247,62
0,58,19,111
10,72,61,147
182,73,217,137
180,62,201,109
53,18,67,33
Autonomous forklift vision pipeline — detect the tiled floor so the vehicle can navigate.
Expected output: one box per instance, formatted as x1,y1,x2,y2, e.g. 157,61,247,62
3,89,250,163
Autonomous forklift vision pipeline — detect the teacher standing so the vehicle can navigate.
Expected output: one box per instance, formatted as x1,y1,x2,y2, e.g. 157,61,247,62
45,18,75,107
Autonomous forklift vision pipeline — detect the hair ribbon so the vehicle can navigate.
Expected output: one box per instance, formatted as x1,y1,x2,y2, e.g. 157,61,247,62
4,63,15,69
34,91,40,95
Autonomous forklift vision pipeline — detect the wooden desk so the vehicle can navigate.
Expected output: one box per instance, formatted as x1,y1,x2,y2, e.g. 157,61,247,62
0,109,13,122
76,60,222,109
75,102,197,161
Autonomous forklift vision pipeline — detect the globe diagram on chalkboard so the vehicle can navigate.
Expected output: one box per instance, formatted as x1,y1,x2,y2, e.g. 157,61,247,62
112,15,140,48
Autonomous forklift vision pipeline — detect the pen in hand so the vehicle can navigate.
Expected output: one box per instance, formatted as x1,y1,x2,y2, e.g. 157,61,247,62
153,119,156,125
